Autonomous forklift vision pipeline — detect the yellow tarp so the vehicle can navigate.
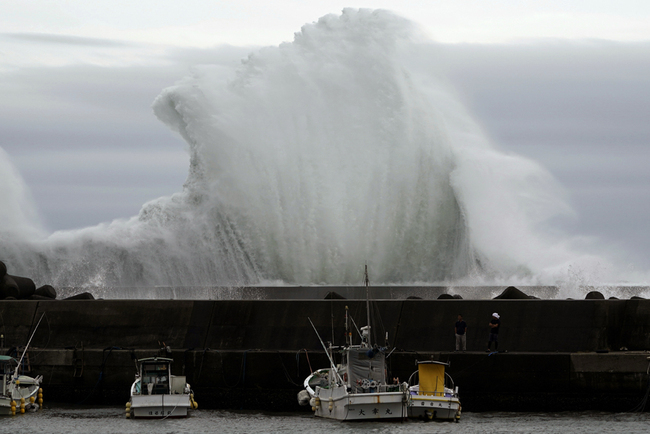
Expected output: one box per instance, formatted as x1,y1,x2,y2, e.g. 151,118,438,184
418,363,445,396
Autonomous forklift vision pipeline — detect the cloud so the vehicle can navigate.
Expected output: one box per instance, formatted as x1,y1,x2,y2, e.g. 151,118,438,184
0,45,250,231
2,32,131,47
435,40,650,269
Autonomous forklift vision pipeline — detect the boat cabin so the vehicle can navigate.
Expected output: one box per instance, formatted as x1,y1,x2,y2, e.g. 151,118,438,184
0,356,17,396
345,347,387,393
138,357,172,395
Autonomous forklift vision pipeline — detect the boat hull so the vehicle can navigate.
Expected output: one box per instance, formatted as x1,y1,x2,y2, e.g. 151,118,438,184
129,394,191,419
0,377,41,416
0,398,14,416
312,386,407,421
408,394,461,421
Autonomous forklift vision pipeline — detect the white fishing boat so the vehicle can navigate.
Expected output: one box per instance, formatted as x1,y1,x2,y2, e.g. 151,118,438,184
407,360,461,422
126,357,197,419
1,314,46,416
0,355,43,416
298,266,409,421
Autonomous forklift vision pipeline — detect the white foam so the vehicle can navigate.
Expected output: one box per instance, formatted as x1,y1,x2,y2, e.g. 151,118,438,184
0,9,636,289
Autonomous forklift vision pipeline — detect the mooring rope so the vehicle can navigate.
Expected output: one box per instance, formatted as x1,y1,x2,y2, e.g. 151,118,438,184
296,348,313,376
76,346,121,404
277,351,303,387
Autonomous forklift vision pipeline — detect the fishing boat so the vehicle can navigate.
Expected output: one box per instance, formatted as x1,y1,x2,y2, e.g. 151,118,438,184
1,313,45,416
298,266,409,421
126,357,197,419
407,360,461,422
0,355,43,416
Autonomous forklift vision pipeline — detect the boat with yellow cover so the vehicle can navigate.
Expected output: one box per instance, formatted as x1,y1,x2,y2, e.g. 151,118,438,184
407,360,461,422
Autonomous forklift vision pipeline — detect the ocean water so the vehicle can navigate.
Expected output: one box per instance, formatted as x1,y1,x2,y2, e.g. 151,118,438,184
3,406,650,434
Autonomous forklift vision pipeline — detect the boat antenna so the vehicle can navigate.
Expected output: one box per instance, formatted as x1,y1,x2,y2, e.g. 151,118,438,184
349,314,363,341
15,312,45,378
308,317,343,383
345,306,350,346
330,297,335,347
365,264,371,347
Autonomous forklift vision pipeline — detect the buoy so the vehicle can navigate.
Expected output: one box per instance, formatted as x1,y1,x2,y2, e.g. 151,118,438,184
10,400,16,415
30,396,35,403
38,388,44,407
189,393,199,409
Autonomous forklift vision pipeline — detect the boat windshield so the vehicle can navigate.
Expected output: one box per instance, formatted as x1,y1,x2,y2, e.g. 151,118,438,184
141,363,170,395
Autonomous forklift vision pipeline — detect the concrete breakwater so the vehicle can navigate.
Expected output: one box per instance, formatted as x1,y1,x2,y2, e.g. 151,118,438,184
2,298,650,411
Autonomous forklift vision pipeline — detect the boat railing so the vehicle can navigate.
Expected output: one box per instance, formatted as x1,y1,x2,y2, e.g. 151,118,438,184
445,372,455,390
412,389,453,397
349,382,404,394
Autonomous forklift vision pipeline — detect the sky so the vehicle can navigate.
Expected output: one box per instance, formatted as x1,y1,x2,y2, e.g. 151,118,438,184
1,1,649,274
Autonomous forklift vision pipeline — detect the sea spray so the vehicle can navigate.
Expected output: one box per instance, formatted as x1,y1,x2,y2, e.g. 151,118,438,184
0,147,44,239
0,9,601,289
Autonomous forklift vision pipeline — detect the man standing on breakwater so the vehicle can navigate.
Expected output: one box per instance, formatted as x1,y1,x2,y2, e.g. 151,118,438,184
487,312,500,352
455,314,467,351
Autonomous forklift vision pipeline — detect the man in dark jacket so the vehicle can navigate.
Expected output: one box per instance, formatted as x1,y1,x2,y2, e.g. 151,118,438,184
455,314,467,351
487,312,500,352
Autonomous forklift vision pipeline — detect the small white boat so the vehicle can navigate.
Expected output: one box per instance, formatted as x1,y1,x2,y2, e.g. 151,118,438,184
298,266,409,421
407,360,461,422
0,355,43,416
126,357,197,419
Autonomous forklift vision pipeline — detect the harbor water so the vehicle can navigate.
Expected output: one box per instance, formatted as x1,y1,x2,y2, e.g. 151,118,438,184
4,406,650,434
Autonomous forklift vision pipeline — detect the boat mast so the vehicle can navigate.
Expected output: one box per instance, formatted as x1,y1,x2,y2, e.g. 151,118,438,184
15,312,45,379
307,317,344,384
365,264,371,347
345,305,350,346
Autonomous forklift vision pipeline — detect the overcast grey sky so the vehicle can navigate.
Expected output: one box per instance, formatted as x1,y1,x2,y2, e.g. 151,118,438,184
1,2,649,275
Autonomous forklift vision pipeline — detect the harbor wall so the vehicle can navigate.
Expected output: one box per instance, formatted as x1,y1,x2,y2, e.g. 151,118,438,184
4,298,650,352
2,298,650,411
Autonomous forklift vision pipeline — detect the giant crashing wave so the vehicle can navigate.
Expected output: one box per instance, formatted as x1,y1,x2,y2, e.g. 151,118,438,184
1,9,592,288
